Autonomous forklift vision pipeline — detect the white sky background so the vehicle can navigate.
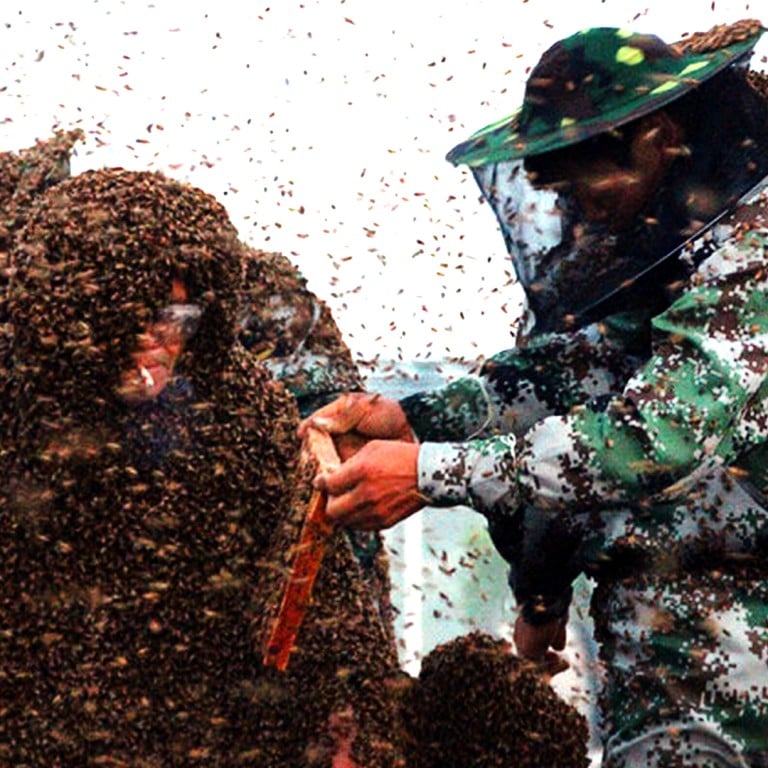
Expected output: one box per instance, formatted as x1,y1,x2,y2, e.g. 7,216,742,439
3,0,767,366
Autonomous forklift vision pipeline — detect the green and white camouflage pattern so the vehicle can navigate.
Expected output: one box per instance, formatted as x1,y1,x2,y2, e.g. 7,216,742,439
400,192,768,766
446,22,764,166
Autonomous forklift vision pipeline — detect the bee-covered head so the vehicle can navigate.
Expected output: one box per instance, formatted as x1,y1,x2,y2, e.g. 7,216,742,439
7,168,246,404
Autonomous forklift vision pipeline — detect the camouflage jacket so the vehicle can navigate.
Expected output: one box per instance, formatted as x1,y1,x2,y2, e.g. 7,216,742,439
400,189,768,623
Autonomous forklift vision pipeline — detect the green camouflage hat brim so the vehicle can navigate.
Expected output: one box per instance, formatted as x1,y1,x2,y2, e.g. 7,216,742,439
447,24,765,168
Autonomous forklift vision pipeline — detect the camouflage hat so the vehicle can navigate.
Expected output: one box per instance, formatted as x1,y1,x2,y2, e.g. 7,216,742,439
447,20,765,167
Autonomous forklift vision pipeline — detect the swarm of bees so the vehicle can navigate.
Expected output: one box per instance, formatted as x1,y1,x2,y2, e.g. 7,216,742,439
398,632,590,768
0,154,404,766
0,136,589,765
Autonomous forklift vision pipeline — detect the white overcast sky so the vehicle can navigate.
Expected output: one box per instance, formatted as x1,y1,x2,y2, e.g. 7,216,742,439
3,0,766,363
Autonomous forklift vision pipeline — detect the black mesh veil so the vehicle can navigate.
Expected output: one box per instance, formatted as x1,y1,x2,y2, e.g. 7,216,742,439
472,65,768,335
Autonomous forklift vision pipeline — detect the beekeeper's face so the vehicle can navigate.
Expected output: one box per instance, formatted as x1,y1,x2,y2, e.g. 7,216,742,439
471,111,688,333
524,111,683,232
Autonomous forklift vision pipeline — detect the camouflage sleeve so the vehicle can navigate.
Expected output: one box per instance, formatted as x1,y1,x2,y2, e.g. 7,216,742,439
401,319,646,442
398,375,497,443
418,228,768,517
416,437,578,626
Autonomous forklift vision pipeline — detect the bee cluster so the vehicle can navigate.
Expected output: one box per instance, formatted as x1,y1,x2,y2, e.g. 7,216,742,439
0,159,405,766
1,168,267,762
0,138,589,766
0,130,84,236
253,438,408,766
674,18,764,54
237,249,358,373
398,632,590,768
0,131,85,322
748,69,768,103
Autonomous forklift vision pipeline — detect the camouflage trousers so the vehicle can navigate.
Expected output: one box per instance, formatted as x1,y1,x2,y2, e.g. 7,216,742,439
592,569,768,768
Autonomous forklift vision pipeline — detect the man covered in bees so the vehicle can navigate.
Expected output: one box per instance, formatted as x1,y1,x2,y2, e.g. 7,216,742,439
0,161,408,766
0,138,594,765
300,19,768,767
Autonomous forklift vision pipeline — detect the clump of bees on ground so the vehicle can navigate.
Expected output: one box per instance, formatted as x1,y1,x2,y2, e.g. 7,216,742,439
0,132,589,766
400,632,589,768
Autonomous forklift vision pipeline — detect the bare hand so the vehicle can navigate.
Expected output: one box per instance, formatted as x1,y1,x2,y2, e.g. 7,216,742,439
514,614,569,677
314,440,424,530
298,392,415,461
